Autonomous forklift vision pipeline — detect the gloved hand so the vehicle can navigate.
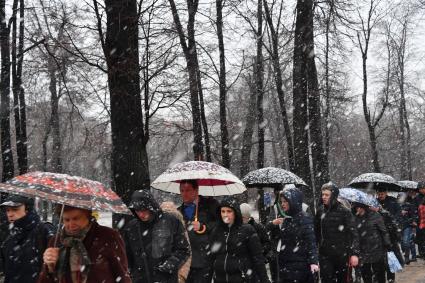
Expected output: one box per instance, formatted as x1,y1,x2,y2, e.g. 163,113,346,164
310,264,319,274
155,261,175,274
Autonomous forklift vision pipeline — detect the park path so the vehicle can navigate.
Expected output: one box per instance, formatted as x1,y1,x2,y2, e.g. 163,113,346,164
397,258,425,283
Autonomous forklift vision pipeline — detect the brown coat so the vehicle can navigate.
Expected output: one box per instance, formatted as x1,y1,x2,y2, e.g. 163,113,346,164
37,221,131,283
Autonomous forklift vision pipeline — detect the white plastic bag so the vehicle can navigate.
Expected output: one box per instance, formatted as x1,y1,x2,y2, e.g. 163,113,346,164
387,251,402,273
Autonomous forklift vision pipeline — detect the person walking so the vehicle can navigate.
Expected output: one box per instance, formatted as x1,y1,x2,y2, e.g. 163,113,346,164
398,193,417,264
38,205,131,283
122,190,190,283
240,203,272,261
178,179,218,283
160,201,192,283
0,195,54,283
209,197,270,283
277,188,318,283
352,203,391,283
315,183,360,283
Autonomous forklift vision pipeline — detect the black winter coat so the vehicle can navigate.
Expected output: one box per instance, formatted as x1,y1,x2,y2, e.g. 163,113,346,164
399,202,417,230
355,210,391,264
210,197,270,283
122,190,190,283
278,188,318,282
314,187,360,259
0,211,54,283
178,195,218,269
378,196,401,219
247,217,272,261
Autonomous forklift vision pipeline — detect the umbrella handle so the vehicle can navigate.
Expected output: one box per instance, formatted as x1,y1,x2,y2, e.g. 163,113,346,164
194,196,206,234
53,204,65,247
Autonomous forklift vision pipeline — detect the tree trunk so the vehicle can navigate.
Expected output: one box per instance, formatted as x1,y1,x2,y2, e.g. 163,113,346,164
216,0,230,168
0,0,15,181
305,0,329,188
263,0,295,172
168,0,204,160
47,57,62,173
105,0,151,206
292,0,311,189
240,69,257,177
196,58,211,161
256,0,264,170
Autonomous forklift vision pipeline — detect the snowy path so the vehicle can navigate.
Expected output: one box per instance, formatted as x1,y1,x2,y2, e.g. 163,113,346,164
396,259,425,283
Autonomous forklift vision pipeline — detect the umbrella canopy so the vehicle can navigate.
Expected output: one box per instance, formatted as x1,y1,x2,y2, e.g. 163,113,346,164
397,180,418,190
0,171,130,214
242,167,308,188
348,173,401,192
339,187,380,208
151,161,246,196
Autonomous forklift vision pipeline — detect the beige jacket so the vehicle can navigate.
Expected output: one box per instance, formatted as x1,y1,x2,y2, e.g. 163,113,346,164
160,202,192,283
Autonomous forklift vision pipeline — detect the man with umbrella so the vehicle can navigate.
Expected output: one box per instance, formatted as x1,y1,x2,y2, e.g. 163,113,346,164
0,195,54,283
178,179,218,283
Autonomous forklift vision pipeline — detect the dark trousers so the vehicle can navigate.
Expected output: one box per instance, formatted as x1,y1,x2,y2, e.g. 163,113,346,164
360,261,386,283
319,255,349,283
417,228,425,257
270,256,280,283
186,267,210,283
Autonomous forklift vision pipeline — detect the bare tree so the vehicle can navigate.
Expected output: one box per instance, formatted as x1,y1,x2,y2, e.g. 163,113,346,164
356,0,388,172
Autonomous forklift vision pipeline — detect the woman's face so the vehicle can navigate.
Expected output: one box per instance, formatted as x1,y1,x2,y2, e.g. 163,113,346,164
62,208,91,235
281,198,290,212
221,207,235,225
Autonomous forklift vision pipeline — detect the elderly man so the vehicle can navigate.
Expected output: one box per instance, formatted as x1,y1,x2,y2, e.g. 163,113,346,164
38,205,131,283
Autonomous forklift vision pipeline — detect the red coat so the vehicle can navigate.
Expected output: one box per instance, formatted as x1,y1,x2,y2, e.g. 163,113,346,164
419,204,425,229
37,221,131,283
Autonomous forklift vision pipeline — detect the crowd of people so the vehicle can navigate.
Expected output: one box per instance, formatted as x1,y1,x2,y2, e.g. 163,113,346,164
0,178,424,283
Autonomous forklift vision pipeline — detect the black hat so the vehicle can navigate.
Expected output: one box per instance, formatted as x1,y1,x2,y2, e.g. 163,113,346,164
0,195,34,208
417,181,425,190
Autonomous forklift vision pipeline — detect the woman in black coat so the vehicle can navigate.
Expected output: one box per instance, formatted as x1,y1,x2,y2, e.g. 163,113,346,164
209,197,270,283
353,203,391,283
277,188,318,283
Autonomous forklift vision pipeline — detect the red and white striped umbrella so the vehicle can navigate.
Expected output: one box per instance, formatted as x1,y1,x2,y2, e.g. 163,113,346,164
0,171,130,214
151,161,246,196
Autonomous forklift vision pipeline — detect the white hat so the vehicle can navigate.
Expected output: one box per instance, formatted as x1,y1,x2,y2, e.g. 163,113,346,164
240,203,252,218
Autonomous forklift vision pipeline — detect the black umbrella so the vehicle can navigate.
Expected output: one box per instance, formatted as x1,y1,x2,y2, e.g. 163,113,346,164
348,173,401,192
242,167,308,189
397,180,418,191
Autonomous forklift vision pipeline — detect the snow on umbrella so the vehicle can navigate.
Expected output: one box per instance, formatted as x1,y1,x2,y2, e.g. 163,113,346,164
151,161,246,196
397,180,418,190
242,167,308,188
0,171,130,214
339,187,379,208
348,173,401,192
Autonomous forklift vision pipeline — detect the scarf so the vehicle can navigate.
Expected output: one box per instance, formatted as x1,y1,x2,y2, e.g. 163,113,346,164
183,203,196,221
56,223,92,283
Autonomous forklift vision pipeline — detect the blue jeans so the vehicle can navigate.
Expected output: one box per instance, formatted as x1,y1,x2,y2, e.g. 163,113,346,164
411,228,417,259
402,227,413,251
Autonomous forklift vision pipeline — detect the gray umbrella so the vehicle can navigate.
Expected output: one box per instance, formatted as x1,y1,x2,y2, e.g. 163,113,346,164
242,167,308,188
348,173,401,192
397,180,418,190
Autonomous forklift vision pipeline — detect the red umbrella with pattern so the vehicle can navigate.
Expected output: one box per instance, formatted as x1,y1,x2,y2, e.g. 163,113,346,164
0,171,130,214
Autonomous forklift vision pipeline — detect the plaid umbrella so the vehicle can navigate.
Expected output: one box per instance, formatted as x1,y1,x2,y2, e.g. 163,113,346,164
339,187,380,208
0,171,130,214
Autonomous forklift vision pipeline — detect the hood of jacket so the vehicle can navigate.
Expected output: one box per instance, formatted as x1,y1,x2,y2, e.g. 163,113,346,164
280,187,303,216
128,189,161,221
216,196,242,226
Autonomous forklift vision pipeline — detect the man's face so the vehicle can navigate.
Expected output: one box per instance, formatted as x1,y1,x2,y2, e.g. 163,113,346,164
62,208,91,235
377,191,387,201
136,209,152,222
321,190,332,206
420,188,425,195
6,205,26,223
180,183,198,204
408,190,417,198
